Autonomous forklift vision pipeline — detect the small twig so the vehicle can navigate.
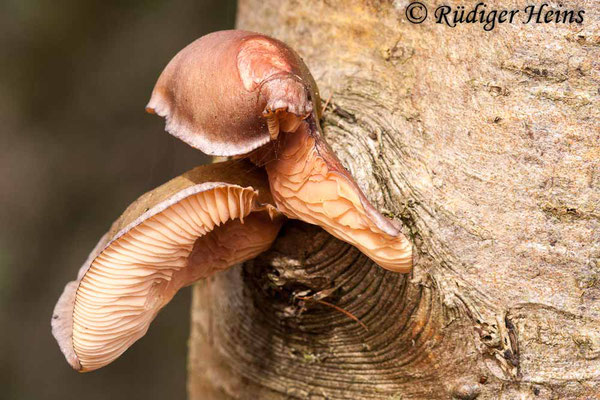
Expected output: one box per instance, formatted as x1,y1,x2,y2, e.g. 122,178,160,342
297,296,368,331
322,92,333,114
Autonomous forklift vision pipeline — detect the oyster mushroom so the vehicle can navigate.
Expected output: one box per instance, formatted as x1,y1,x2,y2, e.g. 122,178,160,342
52,160,282,371
148,30,412,272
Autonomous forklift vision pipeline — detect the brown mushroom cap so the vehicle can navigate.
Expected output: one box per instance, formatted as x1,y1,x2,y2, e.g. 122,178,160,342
260,122,412,272
146,30,321,157
51,160,282,372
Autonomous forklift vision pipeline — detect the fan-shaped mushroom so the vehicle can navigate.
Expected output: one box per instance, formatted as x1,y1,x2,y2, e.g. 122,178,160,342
147,30,412,272
52,160,282,371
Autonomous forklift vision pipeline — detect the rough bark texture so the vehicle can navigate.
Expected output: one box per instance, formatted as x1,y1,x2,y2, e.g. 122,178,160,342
188,1,600,398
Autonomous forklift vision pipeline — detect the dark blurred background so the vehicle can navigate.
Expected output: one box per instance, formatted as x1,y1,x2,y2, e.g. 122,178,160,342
0,1,235,398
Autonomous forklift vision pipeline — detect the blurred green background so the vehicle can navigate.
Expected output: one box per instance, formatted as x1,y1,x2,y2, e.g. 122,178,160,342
0,1,236,398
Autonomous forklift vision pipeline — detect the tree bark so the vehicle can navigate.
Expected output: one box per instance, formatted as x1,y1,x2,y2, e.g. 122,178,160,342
188,1,600,398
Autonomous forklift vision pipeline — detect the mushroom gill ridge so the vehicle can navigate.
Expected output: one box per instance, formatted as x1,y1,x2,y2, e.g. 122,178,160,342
52,160,282,372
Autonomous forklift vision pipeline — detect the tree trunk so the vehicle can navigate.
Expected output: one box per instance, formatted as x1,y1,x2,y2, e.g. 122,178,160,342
188,1,600,398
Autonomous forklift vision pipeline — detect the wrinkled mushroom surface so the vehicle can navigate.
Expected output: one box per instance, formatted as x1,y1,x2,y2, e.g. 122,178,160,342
258,121,412,272
52,160,282,372
147,30,321,156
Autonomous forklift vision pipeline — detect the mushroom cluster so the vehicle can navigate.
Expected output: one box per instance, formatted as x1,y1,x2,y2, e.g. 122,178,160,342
52,30,413,372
